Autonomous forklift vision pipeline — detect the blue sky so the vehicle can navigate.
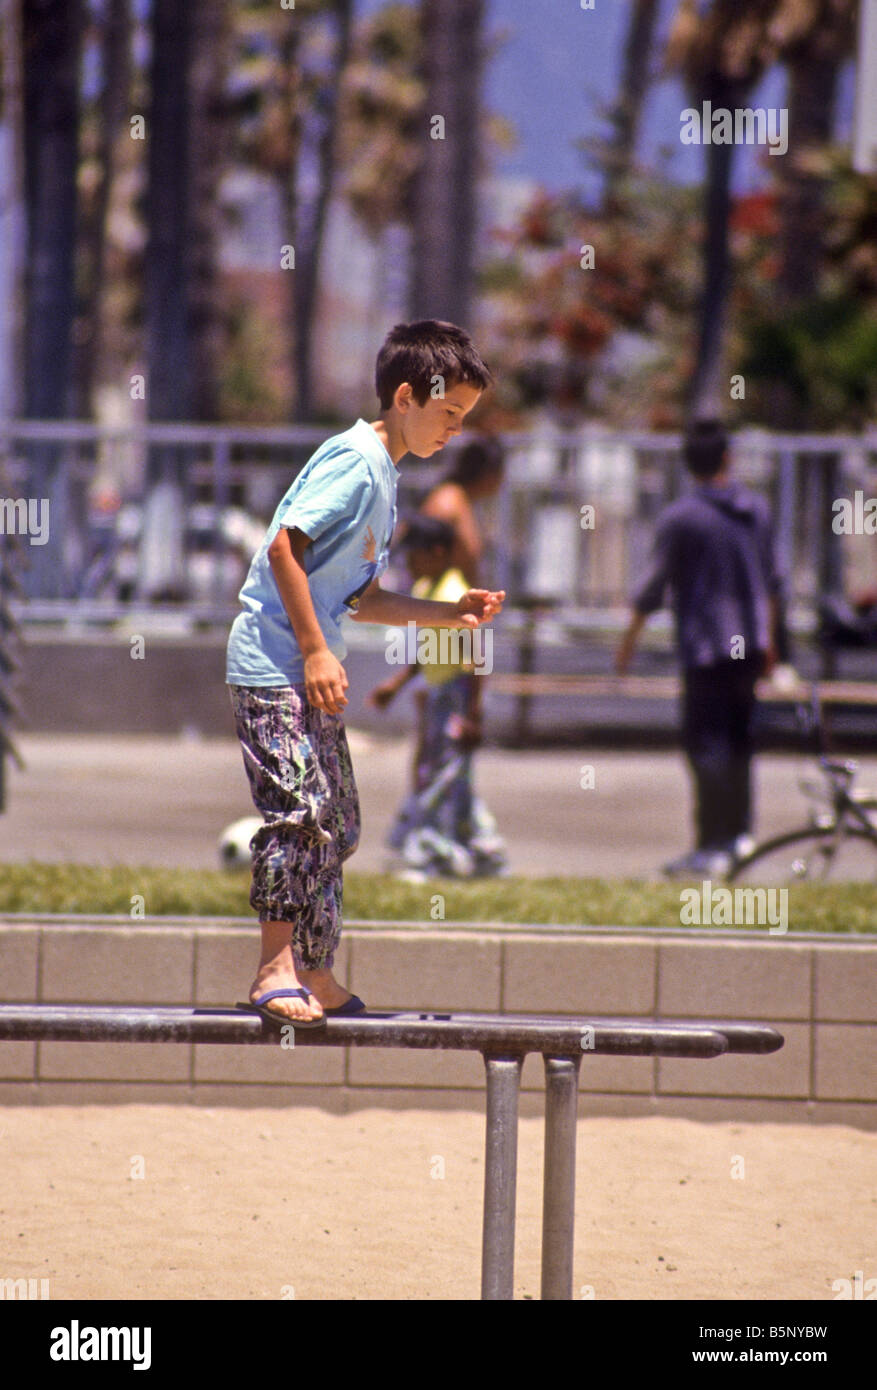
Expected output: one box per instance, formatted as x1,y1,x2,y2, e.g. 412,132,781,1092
356,0,856,201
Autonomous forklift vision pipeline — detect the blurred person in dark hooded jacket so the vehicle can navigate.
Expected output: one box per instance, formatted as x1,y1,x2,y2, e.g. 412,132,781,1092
616,421,784,877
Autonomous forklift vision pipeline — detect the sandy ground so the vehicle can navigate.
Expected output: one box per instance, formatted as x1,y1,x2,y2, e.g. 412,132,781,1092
0,1105,873,1301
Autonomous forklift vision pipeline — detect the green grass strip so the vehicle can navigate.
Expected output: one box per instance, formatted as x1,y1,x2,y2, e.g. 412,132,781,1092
0,863,872,933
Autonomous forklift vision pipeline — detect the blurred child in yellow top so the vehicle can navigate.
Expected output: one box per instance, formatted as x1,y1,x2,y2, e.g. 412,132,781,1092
368,516,507,879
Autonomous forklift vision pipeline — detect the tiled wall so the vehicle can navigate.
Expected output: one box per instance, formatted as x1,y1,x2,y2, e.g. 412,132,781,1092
0,919,874,1127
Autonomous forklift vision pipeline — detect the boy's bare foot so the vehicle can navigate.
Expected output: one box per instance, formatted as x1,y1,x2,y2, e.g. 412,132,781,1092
298,965,354,1011
251,926,324,1023
249,965,324,1024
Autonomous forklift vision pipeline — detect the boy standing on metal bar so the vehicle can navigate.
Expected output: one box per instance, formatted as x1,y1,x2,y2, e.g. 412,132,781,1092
225,321,505,1028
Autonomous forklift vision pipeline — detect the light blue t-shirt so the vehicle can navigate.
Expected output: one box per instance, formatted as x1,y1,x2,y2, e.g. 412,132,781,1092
226,419,398,685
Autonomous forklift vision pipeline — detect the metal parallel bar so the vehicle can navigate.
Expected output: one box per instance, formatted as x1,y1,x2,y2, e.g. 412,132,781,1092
481,1055,522,1301
0,1006,749,1056
0,1007,783,1302
651,1019,786,1055
541,1056,581,1300
476,1012,785,1057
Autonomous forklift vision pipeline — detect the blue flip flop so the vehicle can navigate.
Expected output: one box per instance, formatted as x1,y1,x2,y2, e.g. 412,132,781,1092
237,987,327,1030
323,994,366,1017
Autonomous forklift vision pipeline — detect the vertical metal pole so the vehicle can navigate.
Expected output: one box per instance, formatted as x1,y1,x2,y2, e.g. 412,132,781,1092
541,1055,581,1300
213,434,230,612
481,1054,522,1300
775,449,796,666
513,606,535,747
819,452,842,680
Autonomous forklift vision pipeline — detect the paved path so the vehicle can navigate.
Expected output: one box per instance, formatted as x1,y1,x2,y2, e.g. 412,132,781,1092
4,732,876,877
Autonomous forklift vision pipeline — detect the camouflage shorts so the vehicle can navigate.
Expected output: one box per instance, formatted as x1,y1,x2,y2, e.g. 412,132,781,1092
228,684,361,970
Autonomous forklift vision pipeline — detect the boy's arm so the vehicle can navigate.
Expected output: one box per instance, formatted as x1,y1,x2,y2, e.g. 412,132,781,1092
615,514,674,675
267,526,349,714
351,579,505,628
615,610,647,675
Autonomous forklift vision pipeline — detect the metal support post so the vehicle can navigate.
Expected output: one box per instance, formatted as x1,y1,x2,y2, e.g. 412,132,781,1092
481,1054,522,1300
540,1054,581,1299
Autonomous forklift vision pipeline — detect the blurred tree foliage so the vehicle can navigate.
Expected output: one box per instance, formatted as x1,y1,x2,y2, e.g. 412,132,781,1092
336,2,424,235
225,0,352,422
482,148,877,432
72,0,131,419
336,1,512,325
409,0,485,326
6,0,873,435
479,173,702,428
665,0,784,419
481,0,872,432
733,156,877,428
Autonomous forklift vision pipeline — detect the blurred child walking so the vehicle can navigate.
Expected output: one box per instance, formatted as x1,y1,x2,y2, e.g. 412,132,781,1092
368,515,507,879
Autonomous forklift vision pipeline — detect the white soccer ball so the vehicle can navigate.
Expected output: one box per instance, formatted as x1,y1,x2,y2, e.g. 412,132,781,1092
218,816,262,869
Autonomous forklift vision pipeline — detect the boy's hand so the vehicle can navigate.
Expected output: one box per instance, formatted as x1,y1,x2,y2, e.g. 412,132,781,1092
455,589,505,627
304,649,349,715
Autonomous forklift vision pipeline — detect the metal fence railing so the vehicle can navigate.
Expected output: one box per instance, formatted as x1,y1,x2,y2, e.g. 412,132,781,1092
2,420,876,632
0,444,25,811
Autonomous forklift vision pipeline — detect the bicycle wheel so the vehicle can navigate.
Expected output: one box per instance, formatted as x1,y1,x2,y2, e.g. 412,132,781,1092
728,826,877,884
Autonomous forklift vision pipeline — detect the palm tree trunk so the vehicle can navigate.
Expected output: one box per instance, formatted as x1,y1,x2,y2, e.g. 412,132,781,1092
760,51,840,431
21,0,83,598
143,1,229,430
140,0,194,598
294,0,354,423
602,0,660,213
409,0,485,325
0,0,26,419
140,0,230,596
72,0,131,420
188,0,231,423
689,77,741,422
144,0,192,440
780,52,840,304
279,22,302,420
22,0,82,419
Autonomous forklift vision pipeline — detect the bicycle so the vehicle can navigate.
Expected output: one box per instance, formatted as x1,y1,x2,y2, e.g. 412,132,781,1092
726,683,877,884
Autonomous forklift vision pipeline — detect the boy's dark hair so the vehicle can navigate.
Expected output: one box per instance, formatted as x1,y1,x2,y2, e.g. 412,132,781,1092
400,515,455,553
446,435,505,487
684,420,728,479
375,320,492,409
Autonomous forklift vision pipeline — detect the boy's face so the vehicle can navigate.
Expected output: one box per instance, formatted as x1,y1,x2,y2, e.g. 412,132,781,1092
394,381,482,459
